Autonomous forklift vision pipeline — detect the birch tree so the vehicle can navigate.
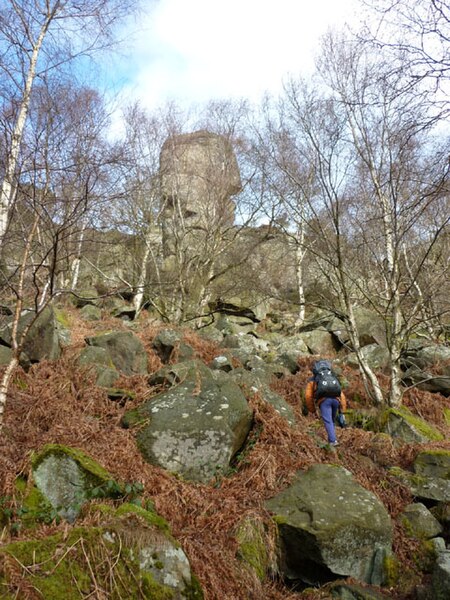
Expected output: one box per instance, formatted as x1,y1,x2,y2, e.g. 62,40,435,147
0,0,140,254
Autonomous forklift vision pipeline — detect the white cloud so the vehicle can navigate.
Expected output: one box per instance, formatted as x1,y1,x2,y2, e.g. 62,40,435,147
114,0,360,110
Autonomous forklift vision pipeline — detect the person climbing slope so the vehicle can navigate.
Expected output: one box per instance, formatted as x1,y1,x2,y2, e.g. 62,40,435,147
304,359,347,447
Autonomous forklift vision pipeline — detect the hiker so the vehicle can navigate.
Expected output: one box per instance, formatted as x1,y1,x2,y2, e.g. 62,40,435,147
305,360,347,447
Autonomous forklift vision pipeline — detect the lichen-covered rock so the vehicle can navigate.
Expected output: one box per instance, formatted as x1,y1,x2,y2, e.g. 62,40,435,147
209,354,234,372
380,406,444,443
32,444,116,523
388,451,450,504
344,345,390,372
123,360,253,483
265,464,393,585
268,333,309,357
401,343,450,395
85,330,147,375
399,503,443,539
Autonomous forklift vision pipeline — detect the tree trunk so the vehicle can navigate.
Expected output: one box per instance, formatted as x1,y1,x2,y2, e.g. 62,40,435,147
0,20,50,250
0,357,19,430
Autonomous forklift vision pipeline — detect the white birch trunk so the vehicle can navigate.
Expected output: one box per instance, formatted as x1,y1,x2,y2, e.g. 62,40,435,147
70,227,86,291
133,240,152,316
294,225,306,327
0,357,19,429
0,22,50,249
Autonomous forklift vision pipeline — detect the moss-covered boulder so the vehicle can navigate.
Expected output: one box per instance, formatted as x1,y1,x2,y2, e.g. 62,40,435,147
398,503,443,539
389,467,450,503
85,330,147,376
389,450,450,504
123,360,253,483
0,504,203,599
414,449,450,479
265,464,393,586
380,406,444,444
31,444,118,523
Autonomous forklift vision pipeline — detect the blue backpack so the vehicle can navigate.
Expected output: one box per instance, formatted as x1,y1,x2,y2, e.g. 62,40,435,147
312,360,341,400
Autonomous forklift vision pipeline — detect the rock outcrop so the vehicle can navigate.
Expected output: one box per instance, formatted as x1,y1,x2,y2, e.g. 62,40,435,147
123,360,253,483
265,464,393,585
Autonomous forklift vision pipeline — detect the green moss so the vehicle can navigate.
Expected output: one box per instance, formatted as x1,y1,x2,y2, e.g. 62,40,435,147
415,539,440,573
184,573,204,600
54,308,71,329
236,520,268,581
121,407,149,429
417,448,450,458
388,466,427,487
141,572,175,599
0,526,176,600
383,554,400,587
381,406,444,441
114,503,170,535
31,444,112,483
106,388,136,401
444,408,450,426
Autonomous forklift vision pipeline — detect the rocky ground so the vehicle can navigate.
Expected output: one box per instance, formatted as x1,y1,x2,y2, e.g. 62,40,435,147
0,305,449,599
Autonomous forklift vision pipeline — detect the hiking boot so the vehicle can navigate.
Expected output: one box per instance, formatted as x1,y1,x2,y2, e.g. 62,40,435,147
329,441,339,447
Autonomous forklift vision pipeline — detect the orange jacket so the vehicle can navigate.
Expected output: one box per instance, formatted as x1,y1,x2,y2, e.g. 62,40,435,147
305,380,347,414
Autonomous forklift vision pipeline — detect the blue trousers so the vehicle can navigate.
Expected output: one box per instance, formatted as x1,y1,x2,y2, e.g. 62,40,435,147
319,397,340,443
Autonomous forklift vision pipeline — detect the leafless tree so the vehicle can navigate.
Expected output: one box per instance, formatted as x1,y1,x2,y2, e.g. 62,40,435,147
0,0,141,254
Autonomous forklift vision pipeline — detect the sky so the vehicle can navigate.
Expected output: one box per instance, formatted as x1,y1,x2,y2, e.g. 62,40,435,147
109,0,361,112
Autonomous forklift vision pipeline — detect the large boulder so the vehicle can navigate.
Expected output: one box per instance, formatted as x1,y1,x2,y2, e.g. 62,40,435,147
399,503,443,539
0,305,61,363
265,464,393,585
267,332,309,357
344,344,390,372
328,308,386,349
123,360,253,483
298,328,338,355
401,343,450,395
85,331,147,376
380,406,444,444
390,451,450,503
